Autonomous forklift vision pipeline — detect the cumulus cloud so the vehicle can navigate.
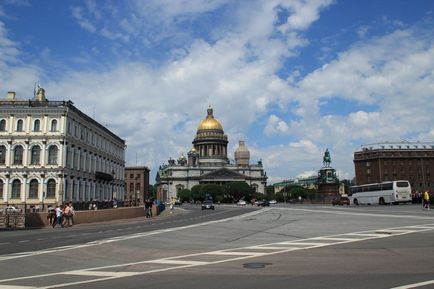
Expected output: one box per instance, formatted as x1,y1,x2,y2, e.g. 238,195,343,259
3,1,434,185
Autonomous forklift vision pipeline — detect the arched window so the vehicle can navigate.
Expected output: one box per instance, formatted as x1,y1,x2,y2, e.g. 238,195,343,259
13,145,23,165
0,179,3,199
16,119,24,131
31,146,41,165
33,119,41,131
51,119,57,131
0,119,6,131
11,179,21,199
48,146,58,165
29,179,39,199
46,179,56,198
0,145,6,165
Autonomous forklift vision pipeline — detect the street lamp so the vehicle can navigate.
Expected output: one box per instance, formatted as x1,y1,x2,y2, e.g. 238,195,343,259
111,170,116,200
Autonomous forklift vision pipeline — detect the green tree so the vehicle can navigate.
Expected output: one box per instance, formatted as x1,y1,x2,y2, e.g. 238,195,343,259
191,184,204,202
201,184,222,200
177,189,191,202
223,182,253,202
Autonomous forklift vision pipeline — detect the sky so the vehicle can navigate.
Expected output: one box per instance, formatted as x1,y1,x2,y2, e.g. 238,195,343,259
1,0,434,184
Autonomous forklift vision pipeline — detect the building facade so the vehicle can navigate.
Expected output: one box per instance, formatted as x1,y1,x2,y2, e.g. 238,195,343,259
156,106,267,201
354,142,434,192
125,166,150,205
0,88,126,210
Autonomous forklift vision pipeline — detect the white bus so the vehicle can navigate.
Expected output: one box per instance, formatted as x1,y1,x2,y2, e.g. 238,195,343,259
349,180,412,205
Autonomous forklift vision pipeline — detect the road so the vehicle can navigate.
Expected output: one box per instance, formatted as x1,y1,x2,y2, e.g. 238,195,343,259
0,203,433,289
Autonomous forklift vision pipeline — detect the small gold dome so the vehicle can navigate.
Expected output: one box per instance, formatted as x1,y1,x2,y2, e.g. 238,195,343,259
197,105,223,131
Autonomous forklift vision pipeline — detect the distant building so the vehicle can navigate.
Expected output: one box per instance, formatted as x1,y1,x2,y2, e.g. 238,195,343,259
125,166,150,205
273,176,317,194
156,106,267,201
0,88,125,210
354,141,434,192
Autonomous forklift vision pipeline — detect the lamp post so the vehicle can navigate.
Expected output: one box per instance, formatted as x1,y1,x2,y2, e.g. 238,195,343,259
111,170,116,200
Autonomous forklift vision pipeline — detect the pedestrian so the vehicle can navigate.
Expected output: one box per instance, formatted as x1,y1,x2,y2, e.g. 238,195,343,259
63,204,71,227
69,203,75,226
52,205,64,228
423,191,430,210
47,205,56,226
144,199,151,218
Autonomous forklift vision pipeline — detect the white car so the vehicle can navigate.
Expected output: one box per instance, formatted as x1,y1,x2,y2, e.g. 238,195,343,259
269,200,277,204
4,206,20,213
236,200,247,206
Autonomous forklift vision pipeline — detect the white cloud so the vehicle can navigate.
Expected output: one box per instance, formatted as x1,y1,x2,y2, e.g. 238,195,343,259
5,1,434,186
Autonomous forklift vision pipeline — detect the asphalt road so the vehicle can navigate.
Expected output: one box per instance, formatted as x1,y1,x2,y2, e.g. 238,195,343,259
0,203,433,289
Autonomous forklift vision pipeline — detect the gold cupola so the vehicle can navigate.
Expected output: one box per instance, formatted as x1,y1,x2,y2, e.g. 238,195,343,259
193,105,228,165
197,105,223,131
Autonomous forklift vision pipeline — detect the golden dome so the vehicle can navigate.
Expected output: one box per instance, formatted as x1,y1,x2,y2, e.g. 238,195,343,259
197,105,223,131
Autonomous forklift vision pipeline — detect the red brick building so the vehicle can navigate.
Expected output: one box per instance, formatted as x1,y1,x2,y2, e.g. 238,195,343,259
124,166,150,205
354,142,434,192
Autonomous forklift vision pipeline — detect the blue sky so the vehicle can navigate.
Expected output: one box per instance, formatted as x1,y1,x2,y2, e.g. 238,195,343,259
1,0,434,184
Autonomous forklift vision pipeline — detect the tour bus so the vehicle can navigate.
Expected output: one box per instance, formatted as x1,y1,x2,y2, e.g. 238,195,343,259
349,180,412,205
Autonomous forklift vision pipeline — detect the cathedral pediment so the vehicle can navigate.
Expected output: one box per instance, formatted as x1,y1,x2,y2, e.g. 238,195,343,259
200,168,245,180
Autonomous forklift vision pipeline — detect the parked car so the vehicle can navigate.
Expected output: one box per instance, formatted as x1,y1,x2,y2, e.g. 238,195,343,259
269,200,277,205
201,200,215,210
4,206,20,213
174,199,182,206
332,196,350,206
257,199,270,207
236,200,247,206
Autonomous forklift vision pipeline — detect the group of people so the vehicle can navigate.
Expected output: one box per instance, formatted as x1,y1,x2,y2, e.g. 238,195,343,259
47,203,75,228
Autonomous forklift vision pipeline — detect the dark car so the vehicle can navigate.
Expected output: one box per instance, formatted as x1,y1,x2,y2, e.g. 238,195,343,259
332,196,350,206
201,200,215,210
257,199,270,207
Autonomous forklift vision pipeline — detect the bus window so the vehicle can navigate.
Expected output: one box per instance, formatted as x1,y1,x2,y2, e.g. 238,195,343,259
396,181,409,187
381,183,393,190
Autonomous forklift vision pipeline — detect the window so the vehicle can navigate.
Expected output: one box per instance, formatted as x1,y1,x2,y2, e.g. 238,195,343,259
16,119,23,131
46,179,56,198
33,119,40,131
51,119,57,131
0,119,6,131
29,179,39,199
0,179,3,199
31,146,41,165
11,179,21,199
0,145,5,165
48,146,58,165
13,145,23,165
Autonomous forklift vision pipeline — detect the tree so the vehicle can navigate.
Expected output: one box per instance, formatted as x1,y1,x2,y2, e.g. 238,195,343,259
177,189,191,202
223,182,253,202
191,185,204,202
201,184,222,201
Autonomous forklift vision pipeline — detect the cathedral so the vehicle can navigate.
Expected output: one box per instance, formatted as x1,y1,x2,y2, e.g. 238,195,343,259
156,106,267,201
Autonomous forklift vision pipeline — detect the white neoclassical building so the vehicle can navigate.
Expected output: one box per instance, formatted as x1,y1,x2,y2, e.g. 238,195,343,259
156,106,267,201
0,88,126,209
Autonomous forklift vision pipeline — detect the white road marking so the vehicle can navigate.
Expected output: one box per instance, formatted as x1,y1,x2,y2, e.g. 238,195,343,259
150,259,209,265
0,208,270,261
1,285,38,289
279,207,434,220
0,223,432,289
391,279,434,289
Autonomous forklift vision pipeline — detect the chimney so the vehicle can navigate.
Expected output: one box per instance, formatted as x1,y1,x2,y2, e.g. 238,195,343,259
7,91,16,101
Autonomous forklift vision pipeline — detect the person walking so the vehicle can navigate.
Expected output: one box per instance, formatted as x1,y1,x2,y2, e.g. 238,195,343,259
144,200,151,218
423,191,430,210
47,205,56,226
52,205,64,228
69,203,75,226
